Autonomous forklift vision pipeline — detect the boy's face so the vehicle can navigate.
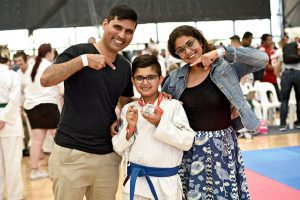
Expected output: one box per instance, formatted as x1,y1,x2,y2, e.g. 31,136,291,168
132,66,163,98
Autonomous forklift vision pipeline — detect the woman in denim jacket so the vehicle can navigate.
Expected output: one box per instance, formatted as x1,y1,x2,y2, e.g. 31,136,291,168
162,25,268,200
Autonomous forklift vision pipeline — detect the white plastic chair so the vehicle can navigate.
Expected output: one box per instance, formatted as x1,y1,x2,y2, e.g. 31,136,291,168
254,82,281,125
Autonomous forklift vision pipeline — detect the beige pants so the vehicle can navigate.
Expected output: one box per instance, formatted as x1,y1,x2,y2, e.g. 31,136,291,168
0,137,24,200
49,144,122,200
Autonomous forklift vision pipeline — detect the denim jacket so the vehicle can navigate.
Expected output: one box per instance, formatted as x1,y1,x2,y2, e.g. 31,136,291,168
161,46,269,131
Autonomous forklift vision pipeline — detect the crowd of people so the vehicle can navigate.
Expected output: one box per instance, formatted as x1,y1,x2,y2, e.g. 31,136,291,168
0,3,299,200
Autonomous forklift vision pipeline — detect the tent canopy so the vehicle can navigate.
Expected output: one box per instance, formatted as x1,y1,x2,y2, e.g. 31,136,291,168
1,0,271,33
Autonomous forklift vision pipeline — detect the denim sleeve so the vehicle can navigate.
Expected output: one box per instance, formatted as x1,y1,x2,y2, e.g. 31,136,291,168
161,75,171,93
223,46,237,64
231,47,269,80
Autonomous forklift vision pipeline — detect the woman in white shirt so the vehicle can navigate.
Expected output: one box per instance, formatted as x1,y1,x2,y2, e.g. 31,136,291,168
23,43,61,180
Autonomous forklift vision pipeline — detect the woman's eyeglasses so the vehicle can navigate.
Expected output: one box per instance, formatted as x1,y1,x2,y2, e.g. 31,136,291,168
175,39,195,56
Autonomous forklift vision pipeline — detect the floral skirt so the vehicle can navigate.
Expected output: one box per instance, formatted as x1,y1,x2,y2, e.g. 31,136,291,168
179,127,250,200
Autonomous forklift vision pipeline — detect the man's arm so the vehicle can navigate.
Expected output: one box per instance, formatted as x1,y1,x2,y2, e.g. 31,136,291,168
40,54,116,87
40,56,84,87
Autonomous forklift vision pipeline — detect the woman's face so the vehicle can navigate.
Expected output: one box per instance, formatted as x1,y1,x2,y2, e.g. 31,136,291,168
174,35,203,64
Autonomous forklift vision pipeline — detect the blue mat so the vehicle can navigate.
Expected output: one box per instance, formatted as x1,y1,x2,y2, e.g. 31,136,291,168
242,146,300,190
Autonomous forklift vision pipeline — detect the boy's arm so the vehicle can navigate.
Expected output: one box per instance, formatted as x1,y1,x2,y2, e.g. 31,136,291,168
153,100,195,151
112,105,135,156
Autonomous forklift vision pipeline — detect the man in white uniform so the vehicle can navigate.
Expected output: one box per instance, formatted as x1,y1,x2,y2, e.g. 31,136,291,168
0,45,24,200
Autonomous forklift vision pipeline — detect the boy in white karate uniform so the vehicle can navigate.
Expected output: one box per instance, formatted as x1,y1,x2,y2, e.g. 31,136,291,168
0,45,24,200
112,54,195,200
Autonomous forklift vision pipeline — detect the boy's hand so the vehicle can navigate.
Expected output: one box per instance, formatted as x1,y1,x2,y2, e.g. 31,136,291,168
126,105,138,128
142,107,162,126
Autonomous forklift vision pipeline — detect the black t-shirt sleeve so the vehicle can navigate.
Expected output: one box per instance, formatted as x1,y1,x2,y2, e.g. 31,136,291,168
54,45,82,64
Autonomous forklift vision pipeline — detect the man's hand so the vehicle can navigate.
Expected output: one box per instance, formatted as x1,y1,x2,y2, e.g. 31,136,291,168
0,120,5,130
190,50,218,70
142,107,162,127
87,54,116,70
110,120,119,137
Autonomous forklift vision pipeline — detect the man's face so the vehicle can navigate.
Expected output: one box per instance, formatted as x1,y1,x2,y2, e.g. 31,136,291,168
264,36,273,47
102,16,136,53
14,56,27,71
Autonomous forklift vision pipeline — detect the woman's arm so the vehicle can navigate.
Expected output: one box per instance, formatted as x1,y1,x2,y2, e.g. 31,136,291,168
232,47,269,80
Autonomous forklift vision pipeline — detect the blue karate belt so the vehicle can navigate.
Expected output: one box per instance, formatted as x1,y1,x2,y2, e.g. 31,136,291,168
126,162,179,200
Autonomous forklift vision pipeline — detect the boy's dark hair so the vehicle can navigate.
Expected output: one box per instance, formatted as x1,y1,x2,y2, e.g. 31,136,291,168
13,50,28,62
107,4,137,24
132,54,162,76
242,31,253,39
261,33,272,43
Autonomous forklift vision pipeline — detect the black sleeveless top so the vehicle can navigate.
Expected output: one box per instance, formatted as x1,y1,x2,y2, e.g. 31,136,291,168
179,76,231,131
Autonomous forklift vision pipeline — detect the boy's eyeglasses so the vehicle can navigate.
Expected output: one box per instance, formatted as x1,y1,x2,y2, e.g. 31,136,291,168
175,39,195,56
133,75,159,84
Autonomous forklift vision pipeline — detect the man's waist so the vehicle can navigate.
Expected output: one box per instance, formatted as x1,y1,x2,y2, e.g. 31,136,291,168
54,132,114,155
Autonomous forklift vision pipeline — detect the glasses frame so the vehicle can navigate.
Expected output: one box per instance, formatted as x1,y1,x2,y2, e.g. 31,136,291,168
175,39,196,56
133,75,159,84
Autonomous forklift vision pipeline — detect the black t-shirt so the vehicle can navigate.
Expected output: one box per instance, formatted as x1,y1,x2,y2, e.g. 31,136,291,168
54,43,133,154
179,76,231,131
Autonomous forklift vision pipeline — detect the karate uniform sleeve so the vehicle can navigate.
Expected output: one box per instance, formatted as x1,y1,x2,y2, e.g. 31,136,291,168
0,72,21,124
112,104,135,156
153,100,195,151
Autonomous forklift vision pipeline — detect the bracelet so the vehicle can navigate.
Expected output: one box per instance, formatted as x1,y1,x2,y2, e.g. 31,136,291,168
216,47,225,58
80,54,88,66
126,126,135,134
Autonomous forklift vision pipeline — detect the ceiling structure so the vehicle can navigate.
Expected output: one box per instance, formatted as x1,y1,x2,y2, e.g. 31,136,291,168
1,0,272,33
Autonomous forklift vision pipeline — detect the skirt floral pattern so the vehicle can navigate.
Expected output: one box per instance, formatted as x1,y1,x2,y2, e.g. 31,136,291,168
179,127,250,200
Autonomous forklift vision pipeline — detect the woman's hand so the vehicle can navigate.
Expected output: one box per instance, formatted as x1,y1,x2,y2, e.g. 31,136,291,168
190,50,218,70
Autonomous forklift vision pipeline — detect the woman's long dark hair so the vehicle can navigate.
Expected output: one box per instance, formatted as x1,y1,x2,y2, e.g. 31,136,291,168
31,43,52,82
168,25,215,59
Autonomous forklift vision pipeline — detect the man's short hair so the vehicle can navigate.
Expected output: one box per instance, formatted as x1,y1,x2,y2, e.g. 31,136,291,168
230,35,241,42
242,31,253,39
261,33,272,42
13,50,27,62
107,4,137,23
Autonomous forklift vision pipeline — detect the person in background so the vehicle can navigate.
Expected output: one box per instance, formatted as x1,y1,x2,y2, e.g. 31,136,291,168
0,45,24,200
23,43,61,180
242,31,253,48
230,35,242,48
162,25,268,199
259,34,281,100
87,37,96,44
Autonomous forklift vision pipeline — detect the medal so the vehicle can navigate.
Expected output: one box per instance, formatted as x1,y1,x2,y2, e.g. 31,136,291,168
138,93,164,115
142,103,156,115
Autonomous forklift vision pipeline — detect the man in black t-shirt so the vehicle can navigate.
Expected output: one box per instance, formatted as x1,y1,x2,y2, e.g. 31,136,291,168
40,5,137,200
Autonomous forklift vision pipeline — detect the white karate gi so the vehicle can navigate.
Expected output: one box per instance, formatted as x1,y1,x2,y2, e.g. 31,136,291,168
113,98,195,200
